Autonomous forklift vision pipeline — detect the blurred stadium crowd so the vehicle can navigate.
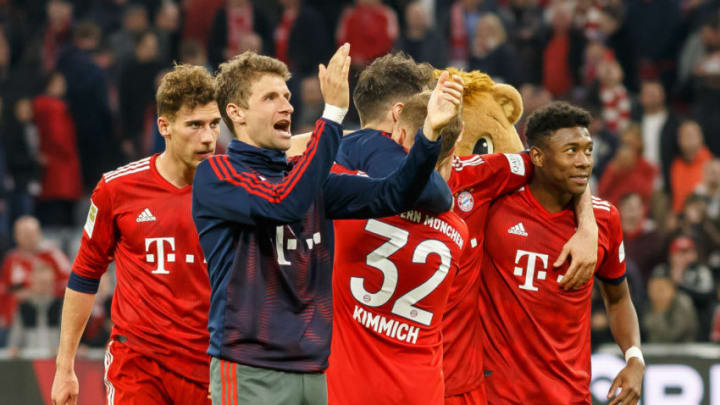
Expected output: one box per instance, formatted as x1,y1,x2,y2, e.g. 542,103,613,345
0,0,719,357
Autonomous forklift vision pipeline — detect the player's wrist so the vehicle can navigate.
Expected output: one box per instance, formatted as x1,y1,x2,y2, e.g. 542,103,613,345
422,119,439,142
55,360,75,373
322,104,348,124
624,346,644,366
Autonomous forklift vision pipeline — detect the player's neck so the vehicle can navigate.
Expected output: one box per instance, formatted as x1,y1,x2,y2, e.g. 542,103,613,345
156,152,195,188
362,118,393,133
528,180,573,214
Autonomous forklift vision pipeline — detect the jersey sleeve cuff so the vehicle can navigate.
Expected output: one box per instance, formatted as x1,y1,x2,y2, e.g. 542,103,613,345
68,271,101,294
597,273,626,285
321,104,348,124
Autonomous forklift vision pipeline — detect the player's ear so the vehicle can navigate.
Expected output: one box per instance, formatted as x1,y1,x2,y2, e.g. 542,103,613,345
529,146,544,168
391,102,404,124
226,102,246,126
157,116,171,138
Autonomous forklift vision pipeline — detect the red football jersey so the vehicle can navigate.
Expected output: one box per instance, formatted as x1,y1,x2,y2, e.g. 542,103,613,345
481,189,625,404
443,153,532,397
328,207,468,405
72,155,211,384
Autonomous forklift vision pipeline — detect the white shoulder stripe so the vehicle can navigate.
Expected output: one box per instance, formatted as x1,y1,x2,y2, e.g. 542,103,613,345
104,157,151,177
104,157,152,182
105,165,150,182
452,155,484,170
593,204,611,211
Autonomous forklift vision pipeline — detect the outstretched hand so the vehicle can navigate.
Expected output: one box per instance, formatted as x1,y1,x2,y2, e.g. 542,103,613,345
423,71,464,142
318,43,351,109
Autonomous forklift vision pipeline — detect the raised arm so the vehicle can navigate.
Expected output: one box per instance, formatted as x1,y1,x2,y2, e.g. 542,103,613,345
598,280,644,405
326,72,463,218
193,44,351,226
554,187,599,290
325,130,442,218
194,118,344,225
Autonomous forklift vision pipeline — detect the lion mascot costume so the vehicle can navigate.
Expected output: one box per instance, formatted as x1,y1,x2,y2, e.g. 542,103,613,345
439,68,524,157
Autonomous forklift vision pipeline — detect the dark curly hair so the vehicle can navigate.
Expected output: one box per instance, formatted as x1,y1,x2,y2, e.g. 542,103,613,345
353,52,434,126
525,102,591,147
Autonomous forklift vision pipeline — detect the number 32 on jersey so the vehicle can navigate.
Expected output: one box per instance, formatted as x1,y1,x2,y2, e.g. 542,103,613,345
350,219,452,326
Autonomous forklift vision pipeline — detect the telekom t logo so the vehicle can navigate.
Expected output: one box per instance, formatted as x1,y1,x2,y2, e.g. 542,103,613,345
145,237,175,274
513,249,549,291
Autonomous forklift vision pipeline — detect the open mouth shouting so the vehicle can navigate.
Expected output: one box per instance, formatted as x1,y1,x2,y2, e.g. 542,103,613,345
274,119,291,139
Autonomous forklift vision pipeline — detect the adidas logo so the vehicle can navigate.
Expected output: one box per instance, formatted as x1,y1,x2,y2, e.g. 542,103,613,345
136,208,157,223
508,222,528,237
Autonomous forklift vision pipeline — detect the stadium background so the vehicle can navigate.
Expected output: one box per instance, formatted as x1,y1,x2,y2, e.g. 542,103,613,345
0,0,718,403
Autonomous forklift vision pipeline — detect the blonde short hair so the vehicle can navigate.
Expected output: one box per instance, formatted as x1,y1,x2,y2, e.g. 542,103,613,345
216,52,291,134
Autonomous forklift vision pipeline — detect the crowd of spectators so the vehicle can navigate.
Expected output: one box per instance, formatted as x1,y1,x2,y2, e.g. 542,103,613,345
1,0,720,354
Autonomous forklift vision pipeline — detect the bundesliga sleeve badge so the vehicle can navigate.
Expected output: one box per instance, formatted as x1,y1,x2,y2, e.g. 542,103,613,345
84,200,98,238
457,191,474,212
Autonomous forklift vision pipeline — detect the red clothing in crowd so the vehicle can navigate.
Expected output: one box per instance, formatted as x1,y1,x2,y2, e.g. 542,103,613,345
598,157,657,212
448,2,470,66
671,147,714,212
274,9,295,66
600,84,631,134
0,246,71,328
543,34,573,96
336,3,398,66
32,95,83,201
182,0,224,44
711,306,720,342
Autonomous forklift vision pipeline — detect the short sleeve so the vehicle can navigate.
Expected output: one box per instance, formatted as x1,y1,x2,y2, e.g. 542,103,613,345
72,179,117,280
448,152,533,198
596,206,626,283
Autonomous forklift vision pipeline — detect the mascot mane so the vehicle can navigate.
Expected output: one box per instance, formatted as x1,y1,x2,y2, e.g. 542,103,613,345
434,67,495,102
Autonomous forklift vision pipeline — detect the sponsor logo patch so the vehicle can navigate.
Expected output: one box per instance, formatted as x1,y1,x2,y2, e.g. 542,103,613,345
504,153,525,176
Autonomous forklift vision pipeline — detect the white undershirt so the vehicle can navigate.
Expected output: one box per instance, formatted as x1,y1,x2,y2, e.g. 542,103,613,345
642,110,667,168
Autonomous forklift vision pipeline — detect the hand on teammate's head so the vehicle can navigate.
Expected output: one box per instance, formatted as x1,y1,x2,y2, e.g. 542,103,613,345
318,43,351,109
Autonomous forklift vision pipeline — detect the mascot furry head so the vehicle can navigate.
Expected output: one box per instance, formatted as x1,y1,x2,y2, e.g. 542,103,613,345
435,68,524,156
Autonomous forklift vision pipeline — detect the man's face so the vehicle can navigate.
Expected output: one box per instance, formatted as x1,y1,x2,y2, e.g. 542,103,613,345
14,218,41,252
406,2,428,31
670,247,697,269
640,82,664,110
240,74,294,151
161,102,220,169
535,126,594,196
679,123,703,159
619,194,644,231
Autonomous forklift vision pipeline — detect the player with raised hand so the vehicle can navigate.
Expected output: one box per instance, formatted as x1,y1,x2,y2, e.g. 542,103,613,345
288,52,453,214
192,44,459,405
51,65,220,405
327,83,465,405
